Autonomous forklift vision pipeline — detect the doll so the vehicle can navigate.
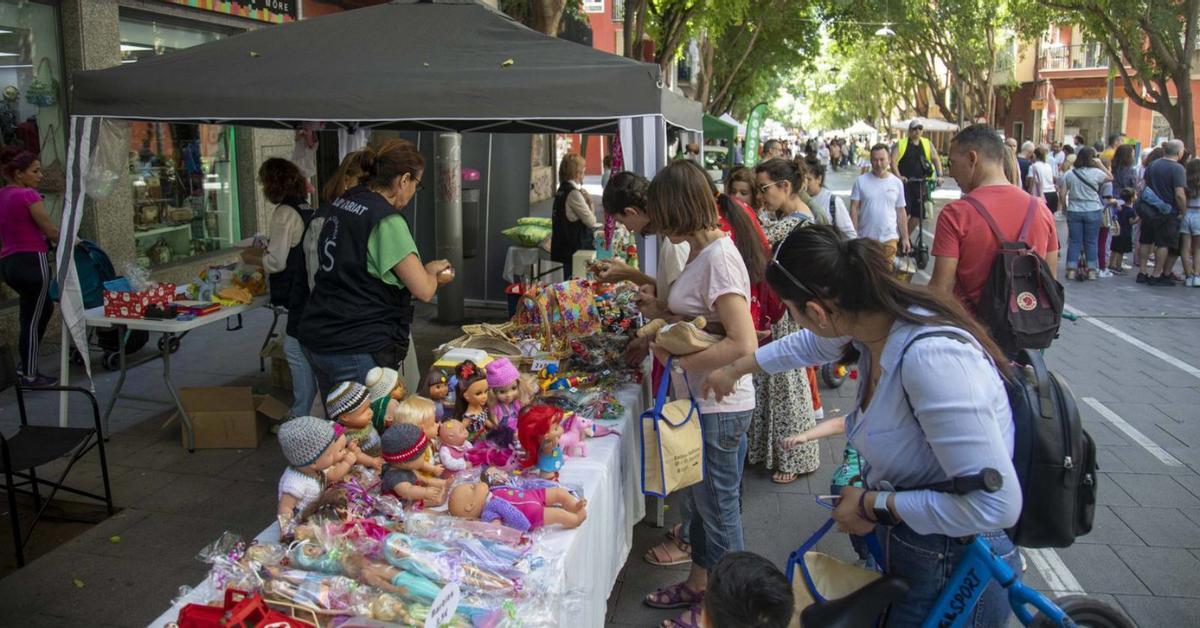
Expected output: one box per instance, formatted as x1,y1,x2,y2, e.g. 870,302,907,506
277,416,357,528
454,361,491,442
517,404,566,480
438,419,472,472
365,367,405,431
422,369,452,421
447,481,587,532
396,395,444,483
485,358,522,432
326,382,384,466
381,423,447,506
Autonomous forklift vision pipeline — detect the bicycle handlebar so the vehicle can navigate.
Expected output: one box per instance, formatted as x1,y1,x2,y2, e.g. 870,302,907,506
907,468,1003,495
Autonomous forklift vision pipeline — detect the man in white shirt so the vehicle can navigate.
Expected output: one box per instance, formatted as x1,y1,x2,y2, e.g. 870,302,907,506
850,144,908,260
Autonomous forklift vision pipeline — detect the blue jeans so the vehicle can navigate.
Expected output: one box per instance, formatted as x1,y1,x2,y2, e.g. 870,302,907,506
688,410,752,570
282,333,318,418
1066,210,1101,270
877,524,1018,627
303,348,379,405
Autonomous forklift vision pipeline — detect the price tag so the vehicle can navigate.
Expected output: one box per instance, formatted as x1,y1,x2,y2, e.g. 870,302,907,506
424,580,461,628
531,358,556,372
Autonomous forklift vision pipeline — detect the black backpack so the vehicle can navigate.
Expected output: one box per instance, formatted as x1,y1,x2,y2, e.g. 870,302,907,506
963,195,1064,354
901,332,1097,548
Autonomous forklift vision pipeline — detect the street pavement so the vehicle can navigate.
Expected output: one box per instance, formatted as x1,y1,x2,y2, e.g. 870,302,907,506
0,167,1196,626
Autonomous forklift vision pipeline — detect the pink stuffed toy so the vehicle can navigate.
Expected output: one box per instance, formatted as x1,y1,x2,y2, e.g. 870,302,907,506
559,413,594,458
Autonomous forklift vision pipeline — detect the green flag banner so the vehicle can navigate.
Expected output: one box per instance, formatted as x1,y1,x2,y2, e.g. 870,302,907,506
743,103,768,168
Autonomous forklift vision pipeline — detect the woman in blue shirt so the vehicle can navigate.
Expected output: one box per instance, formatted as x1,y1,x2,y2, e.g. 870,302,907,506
706,225,1022,627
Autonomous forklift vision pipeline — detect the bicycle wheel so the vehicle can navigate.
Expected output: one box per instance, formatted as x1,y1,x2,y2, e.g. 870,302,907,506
1031,595,1134,628
820,363,846,389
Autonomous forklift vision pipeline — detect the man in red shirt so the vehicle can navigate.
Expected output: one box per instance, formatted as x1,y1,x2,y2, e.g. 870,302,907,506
930,124,1059,313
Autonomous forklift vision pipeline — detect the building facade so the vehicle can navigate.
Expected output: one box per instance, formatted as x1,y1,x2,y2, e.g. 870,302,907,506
0,0,385,354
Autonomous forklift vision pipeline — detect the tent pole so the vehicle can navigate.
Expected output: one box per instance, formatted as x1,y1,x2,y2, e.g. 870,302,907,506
435,132,464,324
59,320,70,426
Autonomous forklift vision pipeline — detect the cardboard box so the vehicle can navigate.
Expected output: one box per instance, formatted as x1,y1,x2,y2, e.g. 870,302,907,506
180,386,275,449
103,282,176,319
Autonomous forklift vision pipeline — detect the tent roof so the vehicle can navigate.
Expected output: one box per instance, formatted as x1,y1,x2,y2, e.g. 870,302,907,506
703,114,736,143
70,0,701,133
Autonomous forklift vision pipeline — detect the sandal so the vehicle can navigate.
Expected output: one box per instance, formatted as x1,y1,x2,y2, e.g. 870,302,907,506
773,471,799,484
645,538,692,566
661,603,704,628
665,522,684,543
644,582,704,610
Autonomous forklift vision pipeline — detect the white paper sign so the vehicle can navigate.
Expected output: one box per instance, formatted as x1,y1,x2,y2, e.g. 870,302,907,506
583,0,605,13
425,581,461,628
531,358,556,372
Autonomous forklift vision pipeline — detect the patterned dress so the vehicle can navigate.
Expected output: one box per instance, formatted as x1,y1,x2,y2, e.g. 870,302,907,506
748,212,820,476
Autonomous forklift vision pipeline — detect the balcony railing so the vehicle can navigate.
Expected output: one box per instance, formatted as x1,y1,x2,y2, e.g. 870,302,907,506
1040,42,1108,71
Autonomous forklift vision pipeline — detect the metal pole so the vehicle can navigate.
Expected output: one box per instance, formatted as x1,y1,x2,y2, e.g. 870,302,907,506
435,132,464,324
1102,72,1115,141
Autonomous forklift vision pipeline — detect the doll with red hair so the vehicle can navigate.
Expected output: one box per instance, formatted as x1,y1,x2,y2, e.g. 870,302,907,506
517,404,566,480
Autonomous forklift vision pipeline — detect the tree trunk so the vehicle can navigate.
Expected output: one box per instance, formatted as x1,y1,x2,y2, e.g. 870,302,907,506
696,34,715,110
709,25,762,114
1168,72,1196,153
634,0,648,61
531,0,567,36
623,0,641,58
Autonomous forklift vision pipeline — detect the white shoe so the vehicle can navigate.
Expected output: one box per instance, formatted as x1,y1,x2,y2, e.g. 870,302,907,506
1098,270,1113,278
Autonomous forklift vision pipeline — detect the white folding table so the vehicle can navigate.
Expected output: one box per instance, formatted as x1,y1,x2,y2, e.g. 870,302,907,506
81,297,269,451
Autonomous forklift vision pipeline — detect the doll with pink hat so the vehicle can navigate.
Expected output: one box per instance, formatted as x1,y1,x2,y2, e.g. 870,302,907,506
485,358,523,432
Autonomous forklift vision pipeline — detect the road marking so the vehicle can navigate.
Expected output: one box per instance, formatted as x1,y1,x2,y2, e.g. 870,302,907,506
1025,548,1085,596
1082,397,1183,467
1065,305,1200,380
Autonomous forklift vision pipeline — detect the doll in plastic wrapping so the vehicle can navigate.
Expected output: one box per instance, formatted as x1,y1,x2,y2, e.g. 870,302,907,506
277,416,357,528
453,360,491,442
365,366,405,432
395,395,442,483
326,382,384,466
517,404,566,480
381,423,447,507
447,480,587,532
422,368,452,421
485,358,522,432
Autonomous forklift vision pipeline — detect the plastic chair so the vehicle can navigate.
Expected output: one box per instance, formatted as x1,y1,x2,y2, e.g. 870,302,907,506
0,345,114,567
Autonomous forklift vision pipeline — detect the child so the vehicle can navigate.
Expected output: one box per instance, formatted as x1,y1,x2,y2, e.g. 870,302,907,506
1108,187,1138,275
1096,182,1115,277
700,552,794,628
783,415,872,567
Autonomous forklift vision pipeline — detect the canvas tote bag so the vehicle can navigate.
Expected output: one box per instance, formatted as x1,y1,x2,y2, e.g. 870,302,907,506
639,357,704,497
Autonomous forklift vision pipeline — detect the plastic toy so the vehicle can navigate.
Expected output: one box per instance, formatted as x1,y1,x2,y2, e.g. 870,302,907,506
517,404,566,480
447,482,587,532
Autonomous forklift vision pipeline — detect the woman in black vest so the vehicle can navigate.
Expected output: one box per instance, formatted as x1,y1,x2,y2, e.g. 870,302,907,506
550,153,597,276
298,139,453,395
243,158,319,419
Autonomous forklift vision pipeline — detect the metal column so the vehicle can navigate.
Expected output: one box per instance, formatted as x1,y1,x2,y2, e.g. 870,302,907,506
435,132,464,324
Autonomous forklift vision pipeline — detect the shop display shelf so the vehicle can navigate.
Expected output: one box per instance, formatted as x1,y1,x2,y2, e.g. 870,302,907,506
134,223,192,238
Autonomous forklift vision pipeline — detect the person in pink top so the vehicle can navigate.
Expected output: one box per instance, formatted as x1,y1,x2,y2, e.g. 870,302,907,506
0,148,58,386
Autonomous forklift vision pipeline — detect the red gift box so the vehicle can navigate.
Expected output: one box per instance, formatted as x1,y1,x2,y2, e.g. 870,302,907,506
103,283,176,319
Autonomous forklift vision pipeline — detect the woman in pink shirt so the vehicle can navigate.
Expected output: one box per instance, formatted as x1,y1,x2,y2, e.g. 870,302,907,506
0,148,58,386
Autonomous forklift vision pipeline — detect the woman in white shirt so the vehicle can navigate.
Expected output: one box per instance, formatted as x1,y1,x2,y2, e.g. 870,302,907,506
1027,146,1059,213
640,160,759,628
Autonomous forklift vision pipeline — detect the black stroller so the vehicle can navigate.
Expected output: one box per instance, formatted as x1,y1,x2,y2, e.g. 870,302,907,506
51,240,152,370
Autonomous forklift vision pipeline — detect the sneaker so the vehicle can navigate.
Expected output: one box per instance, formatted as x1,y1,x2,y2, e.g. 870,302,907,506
1098,270,1113,278
1136,272,1149,283
20,373,58,388
1151,275,1177,286
1066,269,1077,281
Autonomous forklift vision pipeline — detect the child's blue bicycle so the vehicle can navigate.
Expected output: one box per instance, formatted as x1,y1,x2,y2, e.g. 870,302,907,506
789,471,1132,628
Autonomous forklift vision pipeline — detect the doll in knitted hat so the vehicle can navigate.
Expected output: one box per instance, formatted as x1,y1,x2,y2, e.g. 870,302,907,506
326,382,384,467
365,367,406,432
394,396,443,483
277,416,357,527
447,481,587,532
485,358,522,433
381,423,447,506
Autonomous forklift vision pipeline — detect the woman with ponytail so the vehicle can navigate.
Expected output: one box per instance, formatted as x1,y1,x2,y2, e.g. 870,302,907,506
706,225,1022,627
0,148,57,386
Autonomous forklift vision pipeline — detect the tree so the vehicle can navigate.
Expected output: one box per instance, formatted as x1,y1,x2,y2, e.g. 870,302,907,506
502,0,572,36
1030,0,1198,151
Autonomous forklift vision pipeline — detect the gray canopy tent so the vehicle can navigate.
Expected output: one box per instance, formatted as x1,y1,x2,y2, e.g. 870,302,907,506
55,0,701,420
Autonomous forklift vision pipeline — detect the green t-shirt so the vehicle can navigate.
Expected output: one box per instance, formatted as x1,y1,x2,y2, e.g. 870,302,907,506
367,213,419,289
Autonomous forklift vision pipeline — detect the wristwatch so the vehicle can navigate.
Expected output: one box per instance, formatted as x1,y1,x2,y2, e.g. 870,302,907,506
873,491,900,526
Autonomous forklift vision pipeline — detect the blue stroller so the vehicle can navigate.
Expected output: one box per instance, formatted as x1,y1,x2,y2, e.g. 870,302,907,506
51,240,151,370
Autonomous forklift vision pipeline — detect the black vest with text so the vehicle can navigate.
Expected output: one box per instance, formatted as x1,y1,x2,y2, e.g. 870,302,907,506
298,186,414,357
550,180,593,270
267,198,315,337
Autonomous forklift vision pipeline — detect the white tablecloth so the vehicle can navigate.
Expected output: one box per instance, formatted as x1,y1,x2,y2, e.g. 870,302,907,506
149,382,647,627
502,246,563,284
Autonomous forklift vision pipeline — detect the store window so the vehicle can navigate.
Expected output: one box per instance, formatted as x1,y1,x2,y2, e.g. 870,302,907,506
120,15,239,269
0,0,65,305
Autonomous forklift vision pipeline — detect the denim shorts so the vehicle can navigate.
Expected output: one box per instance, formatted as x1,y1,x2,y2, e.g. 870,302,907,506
877,523,1018,627
1182,210,1200,236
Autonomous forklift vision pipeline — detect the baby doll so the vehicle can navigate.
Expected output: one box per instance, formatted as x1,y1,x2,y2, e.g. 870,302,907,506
381,423,447,507
277,416,357,527
517,404,566,480
365,367,405,432
447,481,587,532
454,360,491,442
422,369,452,421
485,358,523,432
326,382,384,467
438,419,472,472
395,395,444,483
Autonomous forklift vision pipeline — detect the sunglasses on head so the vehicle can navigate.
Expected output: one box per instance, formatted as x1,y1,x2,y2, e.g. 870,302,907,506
769,229,820,303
